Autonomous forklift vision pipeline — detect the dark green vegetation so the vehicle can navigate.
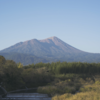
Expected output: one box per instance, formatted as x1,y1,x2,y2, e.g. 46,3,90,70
0,37,100,65
0,55,100,98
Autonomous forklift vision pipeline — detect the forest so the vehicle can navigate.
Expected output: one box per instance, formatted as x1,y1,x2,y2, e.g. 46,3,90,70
0,55,100,100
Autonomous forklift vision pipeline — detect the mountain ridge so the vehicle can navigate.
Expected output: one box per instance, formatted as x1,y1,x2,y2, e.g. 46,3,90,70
0,36,84,56
0,36,100,65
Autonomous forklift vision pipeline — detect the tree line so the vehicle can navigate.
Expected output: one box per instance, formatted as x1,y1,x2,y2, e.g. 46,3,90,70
25,61,100,74
0,55,100,91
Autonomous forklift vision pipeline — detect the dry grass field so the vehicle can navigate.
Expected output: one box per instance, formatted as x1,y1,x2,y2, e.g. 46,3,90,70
52,82,100,100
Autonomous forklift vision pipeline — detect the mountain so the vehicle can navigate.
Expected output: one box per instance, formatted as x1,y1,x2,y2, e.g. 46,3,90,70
0,36,100,65
0,37,83,57
0,52,51,65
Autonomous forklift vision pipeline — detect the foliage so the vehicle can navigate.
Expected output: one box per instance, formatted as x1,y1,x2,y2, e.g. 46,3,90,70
17,62,23,68
1,55,100,100
0,56,6,65
49,62,100,74
21,67,53,88
52,83,100,100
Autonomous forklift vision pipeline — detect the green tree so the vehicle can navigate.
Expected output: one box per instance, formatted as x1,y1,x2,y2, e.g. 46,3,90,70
0,56,6,65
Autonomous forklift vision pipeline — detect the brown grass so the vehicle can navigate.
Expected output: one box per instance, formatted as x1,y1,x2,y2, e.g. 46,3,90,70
52,82,100,100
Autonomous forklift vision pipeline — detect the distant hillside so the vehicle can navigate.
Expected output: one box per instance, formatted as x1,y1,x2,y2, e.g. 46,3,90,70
0,52,50,65
0,36,100,65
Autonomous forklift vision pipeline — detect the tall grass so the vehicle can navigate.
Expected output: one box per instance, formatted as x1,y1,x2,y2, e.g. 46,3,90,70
52,82,100,100
52,91,100,100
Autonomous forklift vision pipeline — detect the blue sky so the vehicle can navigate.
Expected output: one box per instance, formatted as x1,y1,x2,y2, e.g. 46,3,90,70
0,0,100,53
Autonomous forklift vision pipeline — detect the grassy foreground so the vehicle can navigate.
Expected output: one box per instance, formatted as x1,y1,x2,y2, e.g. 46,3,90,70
52,82,100,100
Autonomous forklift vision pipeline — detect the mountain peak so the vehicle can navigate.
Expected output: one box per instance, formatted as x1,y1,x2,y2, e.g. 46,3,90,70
40,36,60,43
0,36,100,65
0,36,83,57
47,36,58,40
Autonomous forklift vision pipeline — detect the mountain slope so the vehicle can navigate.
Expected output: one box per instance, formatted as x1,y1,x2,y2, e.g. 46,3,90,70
0,36,100,65
0,37,84,57
0,52,54,65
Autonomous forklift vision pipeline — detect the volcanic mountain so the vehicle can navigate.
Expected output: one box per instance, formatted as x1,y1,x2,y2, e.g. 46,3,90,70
0,37,83,57
0,36,100,65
